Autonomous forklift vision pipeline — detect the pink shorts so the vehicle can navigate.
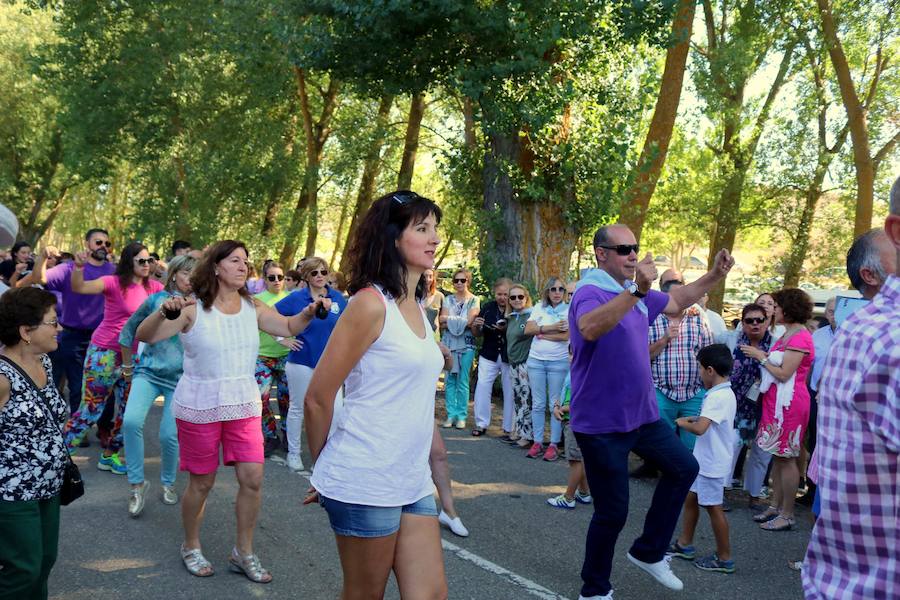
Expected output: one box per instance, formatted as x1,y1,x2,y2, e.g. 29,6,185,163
176,417,264,474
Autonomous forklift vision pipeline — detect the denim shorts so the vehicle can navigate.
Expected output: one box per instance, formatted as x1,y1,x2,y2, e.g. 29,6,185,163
319,494,438,538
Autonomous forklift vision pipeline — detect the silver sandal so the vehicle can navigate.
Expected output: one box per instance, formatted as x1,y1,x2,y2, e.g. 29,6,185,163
228,547,272,584
181,544,214,577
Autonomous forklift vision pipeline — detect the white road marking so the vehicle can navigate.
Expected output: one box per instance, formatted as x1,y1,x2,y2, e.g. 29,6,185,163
441,539,573,600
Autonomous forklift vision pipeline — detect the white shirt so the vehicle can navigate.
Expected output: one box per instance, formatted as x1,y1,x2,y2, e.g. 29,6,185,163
527,302,569,361
0,280,8,297
704,309,728,343
311,287,444,506
693,382,737,478
809,325,836,391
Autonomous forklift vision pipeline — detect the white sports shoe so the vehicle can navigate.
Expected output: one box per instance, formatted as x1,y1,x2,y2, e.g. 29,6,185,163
286,453,304,472
627,552,683,591
128,481,150,518
161,485,178,505
578,592,613,600
438,510,469,537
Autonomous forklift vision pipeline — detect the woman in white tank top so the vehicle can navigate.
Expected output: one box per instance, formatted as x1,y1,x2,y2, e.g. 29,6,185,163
137,240,333,584
305,191,452,599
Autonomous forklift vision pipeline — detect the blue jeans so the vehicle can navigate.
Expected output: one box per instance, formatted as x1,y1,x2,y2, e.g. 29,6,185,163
575,419,699,597
444,349,475,421
655,388,705,450
51,327,92,415
122,377,178,486
526,357,567,445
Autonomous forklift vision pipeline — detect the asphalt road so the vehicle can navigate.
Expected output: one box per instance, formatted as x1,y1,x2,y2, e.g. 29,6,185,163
50,398,809,599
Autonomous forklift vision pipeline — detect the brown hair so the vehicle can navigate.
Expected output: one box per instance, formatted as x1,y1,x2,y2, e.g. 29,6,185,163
299,257,329,284
190,240,252,311
263,261,283,277
772,288,814,325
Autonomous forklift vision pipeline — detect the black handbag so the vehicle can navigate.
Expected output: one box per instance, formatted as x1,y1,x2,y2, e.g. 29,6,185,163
0,356,84,505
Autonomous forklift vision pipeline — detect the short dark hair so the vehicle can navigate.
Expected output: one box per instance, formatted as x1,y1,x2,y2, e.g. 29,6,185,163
149,251,160,261
696,344,733,377
772,288,813,324
345,190,442,301
84,228,109,241
285,269,301,281
0,287,58,346
846,228,887,292
172,240,192,254
741,303,766,319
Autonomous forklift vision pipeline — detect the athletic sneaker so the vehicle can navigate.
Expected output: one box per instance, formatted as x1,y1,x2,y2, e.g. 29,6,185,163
286,453,304,472
161,485,179,505
98,453,126,475
575,489,593,504
667,541,696,560
128,481,150,517
546,494,576,510
526,442,544,459
542,444,559,462
626,552,683,591
578,592,613,599
695,554,735,574
440,418,453,428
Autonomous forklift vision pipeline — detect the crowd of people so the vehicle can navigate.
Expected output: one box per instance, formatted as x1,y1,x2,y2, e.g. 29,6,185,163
0,175,897,600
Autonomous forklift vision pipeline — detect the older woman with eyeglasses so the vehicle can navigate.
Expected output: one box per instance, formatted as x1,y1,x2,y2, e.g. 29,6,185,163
63,242,164,473
439,268,480,429
0,287,67,600
724,302,774,510
275,257,347,472
522,277,570,461
503,285,535,447
118,254,197,517
254,262,295,456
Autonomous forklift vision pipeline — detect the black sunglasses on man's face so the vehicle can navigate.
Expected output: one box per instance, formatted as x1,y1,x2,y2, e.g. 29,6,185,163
598,244,639,256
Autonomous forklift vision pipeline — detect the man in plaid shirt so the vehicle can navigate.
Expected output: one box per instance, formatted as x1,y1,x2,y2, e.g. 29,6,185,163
647,270,713,451
803,177,900,599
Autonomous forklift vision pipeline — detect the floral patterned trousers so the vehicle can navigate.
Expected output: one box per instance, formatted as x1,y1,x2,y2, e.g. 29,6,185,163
63,344,130,453
511,363,533,441
256,355,290,440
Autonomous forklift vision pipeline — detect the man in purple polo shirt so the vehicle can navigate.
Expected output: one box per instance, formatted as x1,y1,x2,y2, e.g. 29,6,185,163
569,224,733,599
35,228,116,414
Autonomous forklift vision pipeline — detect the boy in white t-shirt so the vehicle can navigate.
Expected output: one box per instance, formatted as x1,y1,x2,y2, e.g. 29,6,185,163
668,344,737,574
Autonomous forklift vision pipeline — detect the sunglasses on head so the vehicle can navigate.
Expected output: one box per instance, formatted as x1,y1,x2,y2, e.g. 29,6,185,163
549,286,565,293
453,278,467,284
267,274,284,282
134,257,157,266
598,243,639,256
744,317,767,325
310,269,328,277
92,240,112,248
391,191,421,206
509,294,525,301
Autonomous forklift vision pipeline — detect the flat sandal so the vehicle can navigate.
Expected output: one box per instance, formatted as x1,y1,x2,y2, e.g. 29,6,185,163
228,547,272,584
181,544,214,577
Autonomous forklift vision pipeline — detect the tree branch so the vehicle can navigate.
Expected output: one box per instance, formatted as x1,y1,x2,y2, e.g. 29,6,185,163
873,129,900,171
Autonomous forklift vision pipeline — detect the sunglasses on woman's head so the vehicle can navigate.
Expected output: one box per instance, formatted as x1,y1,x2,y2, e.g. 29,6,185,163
744,317,767,325
509,294,525,301
267,274,284,282
391,191,421,205
453,278,467,284
598,243,639,256
134,257,156,266
310,269,328,277
93,240,112,248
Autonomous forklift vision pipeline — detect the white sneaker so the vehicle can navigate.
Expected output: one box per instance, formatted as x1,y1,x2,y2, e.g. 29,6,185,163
626,552,683,591
575,489,593,504
454,419,466,429
128,481,150,518
438,510,469,537
161,485,178,505
286,453,304,472
440,418,453,428
578,592,613,600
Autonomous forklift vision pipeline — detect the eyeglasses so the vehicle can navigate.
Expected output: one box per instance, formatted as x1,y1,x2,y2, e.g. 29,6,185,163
453,278,468,284
134,257,157,266
509,294,526,301
31,319,59,330
310,269,328,277
743,317,767,325
391,191,421,205
598,244,639,256
92,240,112,248
267,274,284,282
549,286,565,293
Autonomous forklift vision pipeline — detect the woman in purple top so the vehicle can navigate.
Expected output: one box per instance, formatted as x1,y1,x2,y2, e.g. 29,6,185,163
739,288,814,532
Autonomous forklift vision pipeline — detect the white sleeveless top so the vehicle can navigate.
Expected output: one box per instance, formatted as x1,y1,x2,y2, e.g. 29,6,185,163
173,299,261,423
311,286,444,506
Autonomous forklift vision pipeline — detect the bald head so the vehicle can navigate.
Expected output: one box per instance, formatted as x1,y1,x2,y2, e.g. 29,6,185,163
660,269,684,292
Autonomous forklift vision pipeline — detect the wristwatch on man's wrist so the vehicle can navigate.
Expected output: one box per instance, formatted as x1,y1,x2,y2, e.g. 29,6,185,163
626,281,646,298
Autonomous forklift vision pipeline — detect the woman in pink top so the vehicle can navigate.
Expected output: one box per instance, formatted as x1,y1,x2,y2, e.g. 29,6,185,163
63,242,163,473
739,288,814,532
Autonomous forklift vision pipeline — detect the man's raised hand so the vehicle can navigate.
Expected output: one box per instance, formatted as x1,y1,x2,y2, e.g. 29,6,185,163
634,253,658,292
712,249,735,278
